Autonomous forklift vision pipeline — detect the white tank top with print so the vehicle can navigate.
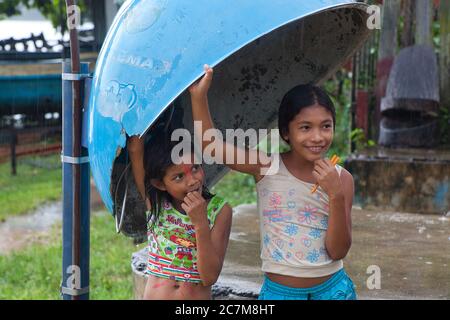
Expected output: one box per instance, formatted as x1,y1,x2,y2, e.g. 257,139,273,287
256,153,344,278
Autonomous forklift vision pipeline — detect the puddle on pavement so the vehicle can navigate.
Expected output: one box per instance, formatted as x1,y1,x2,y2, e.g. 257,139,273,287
0,201,62,255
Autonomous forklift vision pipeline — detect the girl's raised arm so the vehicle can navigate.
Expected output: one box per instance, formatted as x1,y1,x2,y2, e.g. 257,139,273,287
127,135,151,209
189,65,270,181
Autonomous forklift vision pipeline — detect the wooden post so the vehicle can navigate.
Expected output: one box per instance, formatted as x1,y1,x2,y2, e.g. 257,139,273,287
351,53,358,153
379,0,400,60
375,0,400,141
10,126,17,176
441,0,450,110
401,0,415,48
415,0,433,46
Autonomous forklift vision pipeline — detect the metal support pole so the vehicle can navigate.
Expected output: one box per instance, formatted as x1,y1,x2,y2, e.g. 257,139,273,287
61,0,90,300
61,62,91,301
10,126,17,176
350,53,358,153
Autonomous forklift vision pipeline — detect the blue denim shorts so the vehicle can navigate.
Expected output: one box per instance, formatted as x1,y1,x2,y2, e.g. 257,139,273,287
258,269,357,300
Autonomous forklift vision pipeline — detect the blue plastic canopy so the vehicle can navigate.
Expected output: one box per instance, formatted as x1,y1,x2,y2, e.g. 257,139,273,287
87,0,372,238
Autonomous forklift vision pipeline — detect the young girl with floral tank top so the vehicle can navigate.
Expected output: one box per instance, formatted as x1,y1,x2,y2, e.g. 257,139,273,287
189,65,356,300
128,128,232,300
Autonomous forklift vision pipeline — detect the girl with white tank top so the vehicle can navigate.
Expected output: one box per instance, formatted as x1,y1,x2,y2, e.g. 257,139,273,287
190,65,356,300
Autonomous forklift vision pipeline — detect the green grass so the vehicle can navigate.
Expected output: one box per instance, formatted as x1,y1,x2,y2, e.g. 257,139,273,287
0,151,257,299
0,154,62,221
0,212,145,300
0,168,256,300
211,170,257,207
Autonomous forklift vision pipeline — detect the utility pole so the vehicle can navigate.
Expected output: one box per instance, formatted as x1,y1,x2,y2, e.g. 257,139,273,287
415,0,433,46
375,0,400,142
400,0,415,48
61,0,91,300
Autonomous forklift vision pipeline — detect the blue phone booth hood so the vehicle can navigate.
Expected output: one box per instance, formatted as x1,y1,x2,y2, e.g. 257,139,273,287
88,0,372,238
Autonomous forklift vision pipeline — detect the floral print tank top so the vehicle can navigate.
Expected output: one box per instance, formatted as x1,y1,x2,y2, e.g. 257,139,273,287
257,153,344,278
146,195,227,283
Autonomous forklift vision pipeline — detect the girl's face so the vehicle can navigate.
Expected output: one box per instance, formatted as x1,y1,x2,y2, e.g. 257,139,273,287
282,103,334,162
157,154,205,201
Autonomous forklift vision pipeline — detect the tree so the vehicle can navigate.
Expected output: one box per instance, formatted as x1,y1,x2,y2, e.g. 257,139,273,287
415,0,433,46
0,0,88,35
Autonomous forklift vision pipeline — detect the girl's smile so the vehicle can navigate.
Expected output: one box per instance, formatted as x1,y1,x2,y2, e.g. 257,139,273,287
305,145,327,154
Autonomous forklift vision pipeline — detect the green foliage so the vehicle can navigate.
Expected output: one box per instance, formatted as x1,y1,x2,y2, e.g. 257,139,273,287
433,20,441,50
439,106,450,145
324,71,354,159
211,171,257,206
350,128,376,152
0,0,22,19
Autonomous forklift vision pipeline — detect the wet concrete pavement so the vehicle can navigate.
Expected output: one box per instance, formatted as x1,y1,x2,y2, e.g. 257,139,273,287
216,203,450,300
1,197,448,299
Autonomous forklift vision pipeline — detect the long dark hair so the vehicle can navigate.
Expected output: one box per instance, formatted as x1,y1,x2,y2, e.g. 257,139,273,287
143,128,213,229
278,84,336,143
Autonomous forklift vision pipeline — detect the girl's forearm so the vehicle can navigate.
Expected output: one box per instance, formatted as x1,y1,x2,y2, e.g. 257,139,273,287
191,95,215,148
325,192,352,260
128,137,146,201
190,89,264,176
191,94,228,165
194,222,222,286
